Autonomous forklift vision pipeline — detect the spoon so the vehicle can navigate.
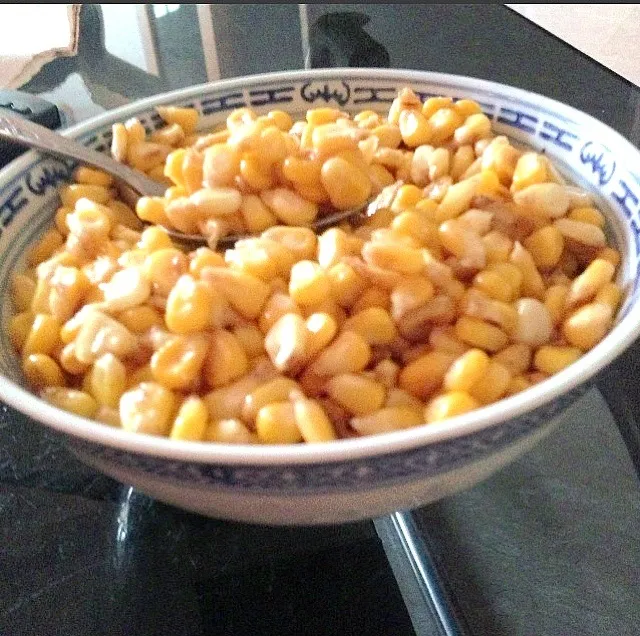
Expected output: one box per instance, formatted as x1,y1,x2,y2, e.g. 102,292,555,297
0,112,381,250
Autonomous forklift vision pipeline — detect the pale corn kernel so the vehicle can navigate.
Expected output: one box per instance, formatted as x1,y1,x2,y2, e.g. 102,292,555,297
494,343,532,375
200,267,270,319
454,316,508,353
397,295,457,341
456,209,493,236
136,196,171,226
204,375,263,421
290,395,337,443
483,231,514,264
362,241,424,275
23,314,61,357
434,175,479,222
533,346,582,374
256,402,303,444
170,396,208,441
596,247,620,267
111,123,128,162
260,188,318,226
86,353,127,408
95,406,121,427
151,334,208,390
311,123,359,157
156,106,199,133
505,376,532,397
127,141,171,172
317,228,356,269
428,326,469,356
384,388,423,411
424,391,479,423
165,275,216,333
510,242,545,299
320,156,372,210
41,387,98,419
9,311,34,351
258,291,301,334
469,361,512,404
523,226,564,270
188,247,225,277
511,298,554,346
120,382,177,435
326,374,386,416
544,285,570,325
264,313,309,374
511,153,548,191
206,418,254,444
204,330,249,388
480,138,519,185
150,122,185,147
117,305,164,334
594,282,622,311
450,145,475,182
453,113,492,145
60,184,110,208
398,351,456,399
567,258,615,307
342,307,397,346
242,377,300,423
351,406,423,436
289,260,331,307
309,330,371,376
398,110,432,147
562,303,613,350
568,207,605,228
226,107,257,131
201,144,241,189
22,354,65,388
181,149,204,194
306,313,338,359
564,186,593,209
429,107,464,145
352,287,390,314
461,289,517,333
74,166,113,187
262,226,317,262
101,268,151,312
11,273,36,312
443,349,490,392
143,248,188,297
373,359,400,389
123,117,146,144
439,220,486,270
389,277,435,321
554,218,606,248
233,325,265,359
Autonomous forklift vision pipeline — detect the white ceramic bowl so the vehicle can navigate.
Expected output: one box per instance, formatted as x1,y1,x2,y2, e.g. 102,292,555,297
1,68,639,525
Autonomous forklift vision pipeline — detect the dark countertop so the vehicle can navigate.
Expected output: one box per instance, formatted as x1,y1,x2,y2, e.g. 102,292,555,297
3,5,640,635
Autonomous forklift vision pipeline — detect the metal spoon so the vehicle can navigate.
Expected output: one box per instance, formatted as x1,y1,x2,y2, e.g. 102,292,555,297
0,112,382,249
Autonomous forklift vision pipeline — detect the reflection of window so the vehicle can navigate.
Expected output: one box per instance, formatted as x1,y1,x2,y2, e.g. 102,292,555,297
153,4,180,18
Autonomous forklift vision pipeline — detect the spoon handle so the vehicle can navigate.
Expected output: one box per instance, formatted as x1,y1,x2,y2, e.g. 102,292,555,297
0,112,165,197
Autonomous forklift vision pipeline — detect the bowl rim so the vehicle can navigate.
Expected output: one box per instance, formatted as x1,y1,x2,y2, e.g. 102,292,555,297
1,66,639,466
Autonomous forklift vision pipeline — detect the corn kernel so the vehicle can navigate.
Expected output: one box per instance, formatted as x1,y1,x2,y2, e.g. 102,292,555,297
165,275,217,333
200,267,270,319
204,330,249,388
151,334,208,390
454,316,507,353
398,350,456,399
86,353,127,408
306,313,338,359
292,396,337,443
22,314,61,357
261,188,318,226
424,391,479,423
256,402,302,444
170,396,208,441
562,303,613,350
120,382,177,435
493,344,532,376
243,377,300,423
469,361,512,404
41,387,98,419
533,346,582,374
362,241,424,275
567,258,615,307
156,106,199,133
23,354,65,388
544,285,569,325
206,418,254,444
342,307,397,346
351,406,423,435
310,330,371,376
11,273,36,312
594,282,622,312
523,225,564,270
444,348,490,392
326,374,386,416
264,313,309,374
233,325,265,359
289,260,331,307
511,152,548,191
568,207,605,228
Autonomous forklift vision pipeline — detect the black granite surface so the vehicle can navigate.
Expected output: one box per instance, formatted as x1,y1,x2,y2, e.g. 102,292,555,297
5,4,640,635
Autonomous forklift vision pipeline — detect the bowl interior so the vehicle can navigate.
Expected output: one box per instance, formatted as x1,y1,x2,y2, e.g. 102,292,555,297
1,68,639,459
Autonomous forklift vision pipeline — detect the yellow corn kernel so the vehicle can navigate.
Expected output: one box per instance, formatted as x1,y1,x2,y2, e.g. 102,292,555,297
151,334,208,390
434,174,479,222
169,396,208,441
126,364,154,389
200,144,240,189
204,330,249,388
260,228,316,264
22,314,61,357
480,138,520,186
111,122,128,162
86,353,127,408
236,194,276,234
156,106,199,133
544,285,570,325
206,418,254,444
264,313,309,374
453,99,482,118
11,273,36,312
9,311,34,351
41,387,98,419
511,152,548,191
509,242,545,299
150,123,185,147
267,109,293,131
326,374,386,416
242,377,300,424
27,229,64,267
567,258,615,307
200,267,271,320
309,330,371,376
136,196,171,226
137,226,173,253
596,247,621,267
562,302,613,350
390,277,435,321
165,275,217,333
306,107,342,126
424,391,480,423
22,354,65,388
342,307,397,346
486,262,522,299
352,287,390,314
554,218,606,248
471,269,510,303
533,346,582,374
568,207,605,228
362,241,424,275
443,348,490,392
397,110,432,147
73,166,113,187
398,351,456,400
319,156,372,211
391,211,439,249
203,374,263,422
289,260,331,307
59,342,88,375
124,117,146,144
468,360,511,404
454,316,508,353
324,262,366,308
261,188,318,226
369,123,400,149
116,305,163,334
505,375,532,397
120,382,177,435
187,247,224,277
180,149,204,194
306,313,338,359
54,206,73,236
390,184,423,213
290,396,336,443
523,225,564,271
351,406,423,436
418,96,450,119
233,325,265,359
256,402,303,444
454,113,492,145
315,228,350,269
373,359,401,389
494,343,532,376
164,148,186,186
59,184,110,208
594,282,622,312
107,200,143,231
368,163,396,192
483,231,513,264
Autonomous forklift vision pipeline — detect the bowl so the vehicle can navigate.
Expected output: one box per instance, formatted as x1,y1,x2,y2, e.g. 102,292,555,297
1,68,639,526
